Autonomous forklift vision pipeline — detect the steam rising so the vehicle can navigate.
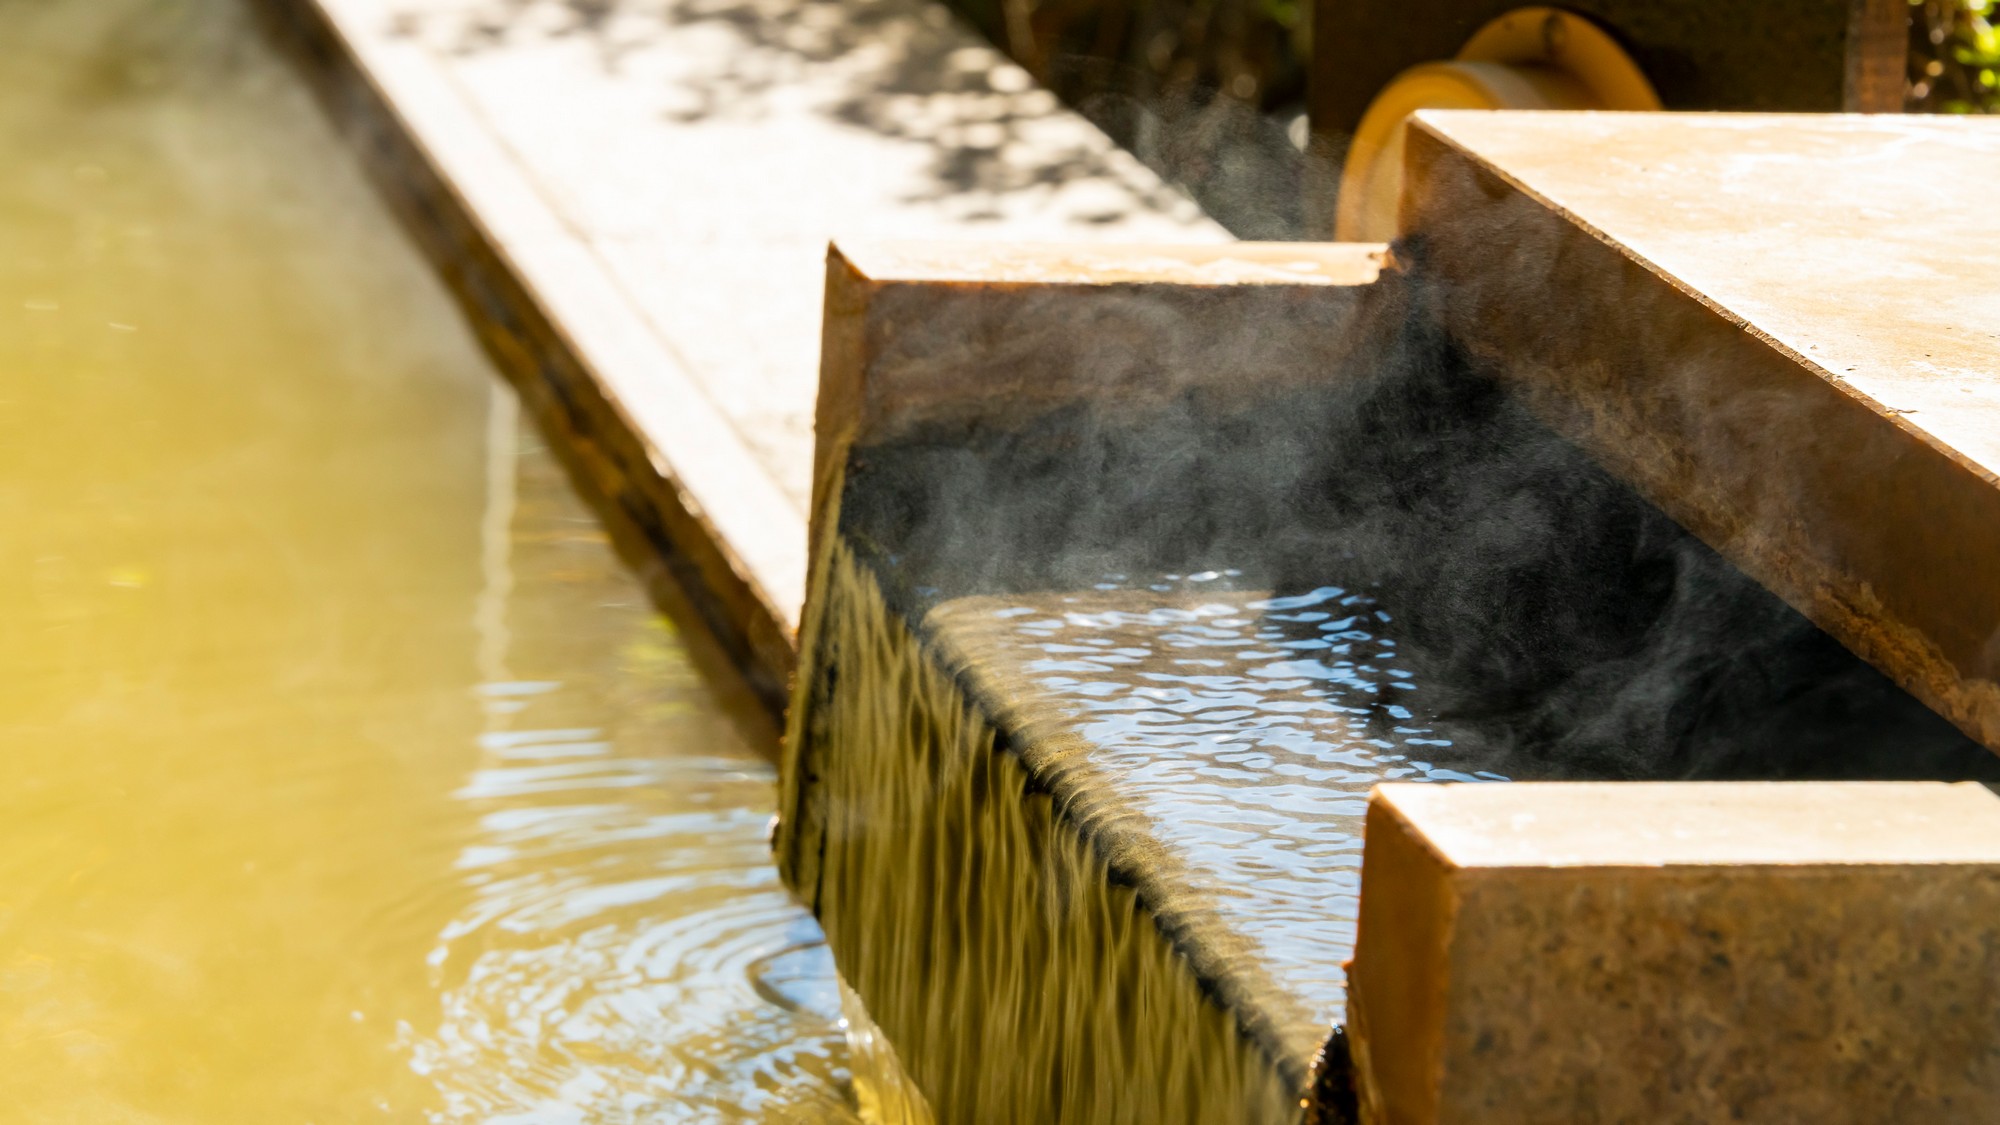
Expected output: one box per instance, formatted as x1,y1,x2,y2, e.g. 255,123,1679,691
836,262,1997,783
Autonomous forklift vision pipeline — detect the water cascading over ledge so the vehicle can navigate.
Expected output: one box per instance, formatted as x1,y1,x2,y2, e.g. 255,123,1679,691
784,541,1302,1123
780,243,1396,1124
773,230,2000,1122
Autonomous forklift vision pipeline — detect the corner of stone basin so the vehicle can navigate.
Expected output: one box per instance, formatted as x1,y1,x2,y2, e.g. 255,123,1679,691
1346,779,2000,1123
1392,109,2000,756
809,236,1393,568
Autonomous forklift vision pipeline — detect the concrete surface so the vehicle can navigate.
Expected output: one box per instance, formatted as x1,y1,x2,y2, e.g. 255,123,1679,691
260,0,1226,701
1402,110,2000,756
1347,781,2000,1123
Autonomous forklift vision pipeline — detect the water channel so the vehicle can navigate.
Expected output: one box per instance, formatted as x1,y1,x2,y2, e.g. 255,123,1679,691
0,0,856,1118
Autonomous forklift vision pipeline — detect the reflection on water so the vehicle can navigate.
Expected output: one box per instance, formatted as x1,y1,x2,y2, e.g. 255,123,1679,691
925,575,1500,1036
408,392,854,1122
0,0,852,1119
936,575,1500,998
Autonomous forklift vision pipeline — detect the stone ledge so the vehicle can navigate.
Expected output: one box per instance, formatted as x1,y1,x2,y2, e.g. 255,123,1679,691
1402,110,2000,755
1348,780,2000,1123
812,238,1386,559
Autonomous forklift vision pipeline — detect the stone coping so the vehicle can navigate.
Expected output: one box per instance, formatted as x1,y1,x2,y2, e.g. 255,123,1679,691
254,0,1225,710
1348,780,2000,1121
1404,110,2000,754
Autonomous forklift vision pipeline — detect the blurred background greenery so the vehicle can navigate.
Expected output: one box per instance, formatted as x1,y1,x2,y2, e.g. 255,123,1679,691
1911,0,2000,112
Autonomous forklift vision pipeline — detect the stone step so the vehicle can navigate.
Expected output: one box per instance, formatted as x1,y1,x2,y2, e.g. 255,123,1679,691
1404,110,2000,754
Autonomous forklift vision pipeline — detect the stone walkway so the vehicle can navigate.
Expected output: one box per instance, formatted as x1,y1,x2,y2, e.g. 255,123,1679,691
293,0,1225,646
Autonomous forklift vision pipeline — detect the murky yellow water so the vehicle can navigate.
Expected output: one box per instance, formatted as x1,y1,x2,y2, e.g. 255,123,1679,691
0,0,855,1119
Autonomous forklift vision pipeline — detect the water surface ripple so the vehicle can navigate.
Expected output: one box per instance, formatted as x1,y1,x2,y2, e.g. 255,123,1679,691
935,573,1502,1017
0,1,853,1117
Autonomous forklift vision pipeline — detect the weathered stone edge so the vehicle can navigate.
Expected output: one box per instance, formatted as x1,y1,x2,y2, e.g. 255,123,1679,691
253,0,806,714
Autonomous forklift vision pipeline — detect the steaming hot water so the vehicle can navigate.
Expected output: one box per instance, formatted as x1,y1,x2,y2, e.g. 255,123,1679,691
789,546,1464,1123
0,1,858,1118
785,294,2000,1120
14,0,1999,1120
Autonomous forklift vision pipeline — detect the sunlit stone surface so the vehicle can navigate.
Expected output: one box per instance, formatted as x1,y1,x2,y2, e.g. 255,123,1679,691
1347,781,2000,1123
1405,110,2000,755
293,0,1224,513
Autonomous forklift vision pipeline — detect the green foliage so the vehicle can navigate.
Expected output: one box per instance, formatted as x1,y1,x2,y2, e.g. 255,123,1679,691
1911,0,2000,112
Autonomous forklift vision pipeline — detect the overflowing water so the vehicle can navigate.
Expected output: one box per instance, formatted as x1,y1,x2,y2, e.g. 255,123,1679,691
782,548,1489,1125
928,575,1498,1000
781,545,1300,1125
0,0,855,1118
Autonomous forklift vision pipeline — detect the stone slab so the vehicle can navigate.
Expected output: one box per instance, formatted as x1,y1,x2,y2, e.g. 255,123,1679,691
1401,110,2000,754
813,239,1384,557
1346,780,2000,1123
259,0,808,708
257,0,1225,703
